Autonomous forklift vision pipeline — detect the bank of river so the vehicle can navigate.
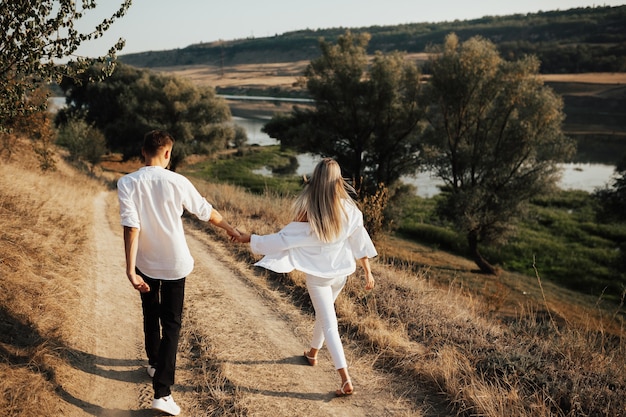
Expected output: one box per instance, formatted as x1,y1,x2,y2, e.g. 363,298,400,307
233,116,617,198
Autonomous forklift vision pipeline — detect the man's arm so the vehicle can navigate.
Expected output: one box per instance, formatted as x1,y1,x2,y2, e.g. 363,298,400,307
208,208,240,239
123,226,150,293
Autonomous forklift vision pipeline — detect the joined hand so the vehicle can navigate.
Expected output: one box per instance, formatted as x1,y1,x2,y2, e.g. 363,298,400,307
229,228,251,243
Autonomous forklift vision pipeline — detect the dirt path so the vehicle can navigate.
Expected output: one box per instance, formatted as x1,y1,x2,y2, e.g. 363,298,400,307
60,191,422,416
180,228,417,416
59,191,152,416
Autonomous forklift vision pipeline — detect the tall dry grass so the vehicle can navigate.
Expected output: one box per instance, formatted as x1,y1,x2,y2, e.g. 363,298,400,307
3,139,625,416
191,178,626,417
0,139,100,416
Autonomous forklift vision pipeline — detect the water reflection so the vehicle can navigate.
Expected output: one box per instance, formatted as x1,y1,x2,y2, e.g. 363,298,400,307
235,117,618,198
47,98,618,198
558,162,616,192
232,117,275,146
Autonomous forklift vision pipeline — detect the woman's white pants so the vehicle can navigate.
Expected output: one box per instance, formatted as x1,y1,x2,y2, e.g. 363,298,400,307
305,274,348,370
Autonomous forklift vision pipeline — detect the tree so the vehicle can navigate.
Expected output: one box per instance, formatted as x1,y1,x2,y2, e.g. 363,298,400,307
1,0,131,134
263,31,423,194
593,155,626,223
422,34,575,274
57,64,233,170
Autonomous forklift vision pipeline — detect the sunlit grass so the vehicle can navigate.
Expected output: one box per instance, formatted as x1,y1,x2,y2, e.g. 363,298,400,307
3,138,626,416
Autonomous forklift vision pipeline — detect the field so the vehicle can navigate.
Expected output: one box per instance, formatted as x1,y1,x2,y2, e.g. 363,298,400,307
155,56,626,90
2,56,626,415
1,131,625,416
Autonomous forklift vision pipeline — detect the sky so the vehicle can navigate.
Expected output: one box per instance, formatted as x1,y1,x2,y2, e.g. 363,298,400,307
72,1,625,58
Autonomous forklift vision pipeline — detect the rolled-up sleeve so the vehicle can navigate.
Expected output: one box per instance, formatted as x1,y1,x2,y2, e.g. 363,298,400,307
181,177,212,222
117,178,140,229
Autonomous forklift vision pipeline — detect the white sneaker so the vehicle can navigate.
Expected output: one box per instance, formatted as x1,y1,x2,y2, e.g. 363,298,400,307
146,365,156,378
152,395,180,415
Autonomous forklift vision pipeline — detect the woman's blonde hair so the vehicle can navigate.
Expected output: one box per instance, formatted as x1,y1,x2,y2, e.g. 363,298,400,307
292,158,356,243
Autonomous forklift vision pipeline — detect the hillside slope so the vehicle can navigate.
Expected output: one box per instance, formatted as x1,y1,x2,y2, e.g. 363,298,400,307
120,5,626,74
2,141,625,416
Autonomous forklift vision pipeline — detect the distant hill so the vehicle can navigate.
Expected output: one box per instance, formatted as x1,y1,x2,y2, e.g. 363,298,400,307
120,5,626,73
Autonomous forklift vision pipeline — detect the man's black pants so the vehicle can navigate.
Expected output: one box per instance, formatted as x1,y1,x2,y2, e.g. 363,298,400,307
137,269,185,399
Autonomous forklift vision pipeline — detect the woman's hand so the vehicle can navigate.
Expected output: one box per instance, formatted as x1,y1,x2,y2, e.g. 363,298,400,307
364,271,375,290
358,257,375,290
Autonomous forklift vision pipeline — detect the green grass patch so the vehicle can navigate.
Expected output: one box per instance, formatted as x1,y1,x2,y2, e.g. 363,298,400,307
184,145,304,195
397,189,626,301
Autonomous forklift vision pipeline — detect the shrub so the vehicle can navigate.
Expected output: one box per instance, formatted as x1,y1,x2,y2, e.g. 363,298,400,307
56,117,107,172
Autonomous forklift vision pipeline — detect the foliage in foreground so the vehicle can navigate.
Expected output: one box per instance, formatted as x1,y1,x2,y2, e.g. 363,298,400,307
1,0,131,132
56,117,108,172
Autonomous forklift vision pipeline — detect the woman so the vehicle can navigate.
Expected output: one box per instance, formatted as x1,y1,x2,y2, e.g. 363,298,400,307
233,158,377,396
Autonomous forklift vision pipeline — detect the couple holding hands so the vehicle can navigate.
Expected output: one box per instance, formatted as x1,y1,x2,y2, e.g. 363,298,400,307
117,130,377,415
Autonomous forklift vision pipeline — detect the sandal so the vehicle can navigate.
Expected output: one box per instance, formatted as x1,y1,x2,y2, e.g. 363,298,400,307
335,379,354,397
303,351,317,366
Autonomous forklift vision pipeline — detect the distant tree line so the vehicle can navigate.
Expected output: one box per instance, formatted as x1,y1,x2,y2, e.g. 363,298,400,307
121,5,626,73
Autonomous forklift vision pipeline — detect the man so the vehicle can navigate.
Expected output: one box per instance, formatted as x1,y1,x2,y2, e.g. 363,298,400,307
117,130,239,415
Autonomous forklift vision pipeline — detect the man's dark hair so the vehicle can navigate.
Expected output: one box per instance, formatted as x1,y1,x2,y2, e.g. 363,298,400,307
143,130,175,157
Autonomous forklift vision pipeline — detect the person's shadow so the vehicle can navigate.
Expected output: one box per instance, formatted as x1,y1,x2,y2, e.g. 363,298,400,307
225,354,337,401
0,306,155,415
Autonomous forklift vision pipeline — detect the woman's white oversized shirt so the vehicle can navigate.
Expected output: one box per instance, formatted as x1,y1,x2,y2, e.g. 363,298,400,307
250,201,377,278
117,166,213,279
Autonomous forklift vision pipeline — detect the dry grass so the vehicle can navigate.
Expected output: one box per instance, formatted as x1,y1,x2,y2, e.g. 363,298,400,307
0,139,101,416
3,138,626,416
177,323,249,415
189,177,626,417
540,73,626,84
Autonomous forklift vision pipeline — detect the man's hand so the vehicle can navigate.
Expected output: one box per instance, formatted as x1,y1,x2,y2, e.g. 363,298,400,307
128,272,150,293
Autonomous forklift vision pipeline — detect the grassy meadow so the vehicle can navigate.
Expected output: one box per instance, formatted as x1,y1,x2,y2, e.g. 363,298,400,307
0,141,102,415
186,159,626,417
183,142,626,415
1,137,626,416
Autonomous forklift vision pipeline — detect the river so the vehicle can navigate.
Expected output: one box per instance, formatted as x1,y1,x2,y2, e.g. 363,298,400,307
233,116,617,198
48,97,617,197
